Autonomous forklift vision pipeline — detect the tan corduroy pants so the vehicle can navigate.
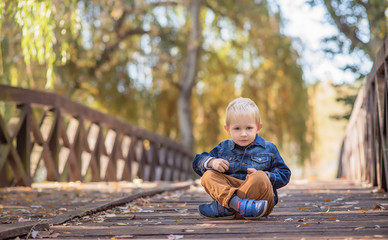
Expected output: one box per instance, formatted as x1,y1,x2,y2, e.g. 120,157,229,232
201,170,275,217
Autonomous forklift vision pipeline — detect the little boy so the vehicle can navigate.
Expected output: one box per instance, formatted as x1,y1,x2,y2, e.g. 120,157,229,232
192,97,291,219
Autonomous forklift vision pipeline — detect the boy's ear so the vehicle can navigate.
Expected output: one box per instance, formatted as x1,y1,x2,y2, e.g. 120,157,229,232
224,125,231,135
257,123,263,133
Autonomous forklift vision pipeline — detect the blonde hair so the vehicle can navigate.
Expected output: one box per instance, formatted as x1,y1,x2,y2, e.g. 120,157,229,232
225,97,261,126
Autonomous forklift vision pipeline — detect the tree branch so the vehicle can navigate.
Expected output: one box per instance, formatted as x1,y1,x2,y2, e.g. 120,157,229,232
92,1,179,74
93,28,147,72
323,0,371,55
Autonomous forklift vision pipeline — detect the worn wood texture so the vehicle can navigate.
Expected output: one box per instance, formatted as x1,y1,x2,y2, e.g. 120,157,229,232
339,36,388,191
0,182,192,239
0,85,195,186
45,180,388,239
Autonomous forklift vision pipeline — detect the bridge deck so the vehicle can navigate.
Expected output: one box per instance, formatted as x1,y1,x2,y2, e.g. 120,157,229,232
1,179,387,239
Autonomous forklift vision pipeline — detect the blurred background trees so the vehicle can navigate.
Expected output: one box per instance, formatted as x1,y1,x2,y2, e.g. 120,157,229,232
308,0,388,120
0,0,385,177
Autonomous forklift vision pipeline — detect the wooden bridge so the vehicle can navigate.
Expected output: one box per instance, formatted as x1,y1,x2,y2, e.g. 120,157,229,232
0,38,387,239
0,85,194,186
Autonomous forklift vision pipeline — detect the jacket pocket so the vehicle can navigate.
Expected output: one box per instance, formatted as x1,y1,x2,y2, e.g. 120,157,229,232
250,155,271,170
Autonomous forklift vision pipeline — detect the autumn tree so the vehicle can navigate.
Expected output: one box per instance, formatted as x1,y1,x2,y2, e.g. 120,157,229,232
0,0,313,165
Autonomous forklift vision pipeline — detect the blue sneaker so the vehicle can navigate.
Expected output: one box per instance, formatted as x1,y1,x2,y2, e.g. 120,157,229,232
199,200,236,219
238,199,268,219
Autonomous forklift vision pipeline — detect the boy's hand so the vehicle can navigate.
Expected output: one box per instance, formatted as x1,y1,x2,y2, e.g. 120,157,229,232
247,168,257,174
208,158,229,173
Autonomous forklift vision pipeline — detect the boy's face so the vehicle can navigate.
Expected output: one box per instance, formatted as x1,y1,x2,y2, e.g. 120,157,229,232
224,115,262,147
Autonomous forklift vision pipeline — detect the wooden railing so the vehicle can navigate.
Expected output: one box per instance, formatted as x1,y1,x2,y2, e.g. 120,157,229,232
338,36,388,191
0,85,195,186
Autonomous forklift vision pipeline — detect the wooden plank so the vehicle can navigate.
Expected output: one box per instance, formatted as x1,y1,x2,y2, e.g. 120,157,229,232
49,181,192,225
384,79,388,190
385,36,388,58
0,222,50,240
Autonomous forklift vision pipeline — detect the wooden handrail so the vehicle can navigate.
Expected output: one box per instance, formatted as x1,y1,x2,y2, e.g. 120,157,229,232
338,36,388,191
0,85,195,186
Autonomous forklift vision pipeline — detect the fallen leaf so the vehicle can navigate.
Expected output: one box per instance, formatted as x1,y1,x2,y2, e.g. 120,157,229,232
114,235,134,239
374,204,386,210
197,223,216,227
300,223,311,227
59,208,67,212
298,207,307,210
168,234,183,239
177,202,187,207
354,226,364,230
116,223,129,226
18,217,31,222
31,205,42,208
31,230,39,238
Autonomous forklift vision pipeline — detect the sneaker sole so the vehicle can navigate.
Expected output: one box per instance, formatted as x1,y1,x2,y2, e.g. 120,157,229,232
243,201,268,220
199,212,236,220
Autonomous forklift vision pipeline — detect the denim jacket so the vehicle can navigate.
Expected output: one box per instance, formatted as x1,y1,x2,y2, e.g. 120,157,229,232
192,134,291,205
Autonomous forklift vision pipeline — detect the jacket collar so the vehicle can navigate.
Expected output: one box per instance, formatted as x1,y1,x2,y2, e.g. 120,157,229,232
230,134,266,150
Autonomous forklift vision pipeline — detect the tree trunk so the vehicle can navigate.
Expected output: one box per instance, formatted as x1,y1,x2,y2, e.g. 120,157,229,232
178,0,203,152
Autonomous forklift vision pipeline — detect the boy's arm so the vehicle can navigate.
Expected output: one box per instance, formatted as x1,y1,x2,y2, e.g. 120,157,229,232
192,143,222,176
265,146,291,189
192,152,214,176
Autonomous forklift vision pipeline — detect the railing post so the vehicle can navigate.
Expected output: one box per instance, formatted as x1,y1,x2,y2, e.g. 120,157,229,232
16,104,31,184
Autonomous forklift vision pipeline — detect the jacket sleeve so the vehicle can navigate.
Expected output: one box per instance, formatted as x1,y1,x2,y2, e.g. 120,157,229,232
265,144,291,189
192,144,222,177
